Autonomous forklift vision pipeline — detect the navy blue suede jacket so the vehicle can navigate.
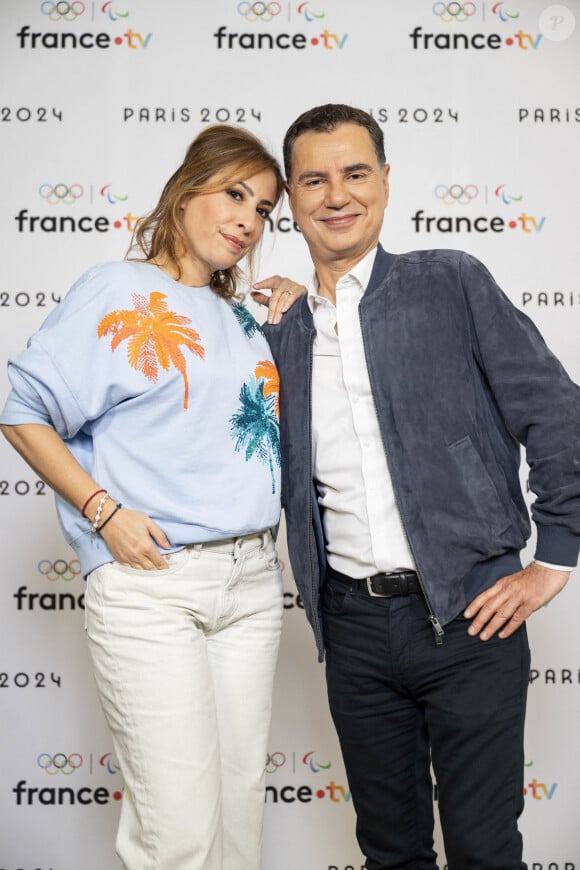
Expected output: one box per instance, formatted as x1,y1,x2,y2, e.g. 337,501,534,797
264,246,580,660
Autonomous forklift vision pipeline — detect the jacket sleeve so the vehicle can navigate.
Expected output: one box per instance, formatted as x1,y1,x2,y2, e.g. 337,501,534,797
459,252,580,567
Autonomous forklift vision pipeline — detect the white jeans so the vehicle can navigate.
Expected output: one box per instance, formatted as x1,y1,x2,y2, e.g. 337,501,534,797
85,530,283,870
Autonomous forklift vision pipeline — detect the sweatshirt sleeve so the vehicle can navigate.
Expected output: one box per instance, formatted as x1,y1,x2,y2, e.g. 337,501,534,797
1,347,84,436
458,252,580,566
1,263,148,439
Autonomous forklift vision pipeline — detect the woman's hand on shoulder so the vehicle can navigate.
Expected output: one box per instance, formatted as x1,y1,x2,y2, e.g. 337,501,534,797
97,506,171,570
251,275,307,325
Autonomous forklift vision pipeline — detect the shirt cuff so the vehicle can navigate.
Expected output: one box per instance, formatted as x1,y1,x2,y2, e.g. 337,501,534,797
534,560,575,572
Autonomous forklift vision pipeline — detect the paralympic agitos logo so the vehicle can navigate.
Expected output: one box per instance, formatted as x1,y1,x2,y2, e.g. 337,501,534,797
214,1,348,51
14,182,136,234
16,2,152,51
411,181,547,235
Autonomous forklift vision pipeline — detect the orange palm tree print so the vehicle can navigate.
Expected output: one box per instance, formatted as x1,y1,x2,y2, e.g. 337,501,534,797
97,292,205,410
255,360,280,418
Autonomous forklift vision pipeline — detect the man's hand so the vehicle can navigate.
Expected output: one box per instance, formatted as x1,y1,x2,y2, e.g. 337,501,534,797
464,562,570,640
251,275,307,324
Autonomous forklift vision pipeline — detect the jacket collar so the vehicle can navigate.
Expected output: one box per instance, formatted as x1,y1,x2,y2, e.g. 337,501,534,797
367,244,397,296
298,243,396,332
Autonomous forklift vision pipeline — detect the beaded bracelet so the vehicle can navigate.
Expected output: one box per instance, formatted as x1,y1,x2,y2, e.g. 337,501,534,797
91,493,110,533
96,503,123,534
81,488,106,519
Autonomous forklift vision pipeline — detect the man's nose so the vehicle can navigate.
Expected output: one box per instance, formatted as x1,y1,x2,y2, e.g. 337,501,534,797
325,179,350,208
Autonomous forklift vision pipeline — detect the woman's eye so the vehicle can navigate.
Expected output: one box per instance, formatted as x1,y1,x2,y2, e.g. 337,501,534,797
257,208,271,220
228,189,243,201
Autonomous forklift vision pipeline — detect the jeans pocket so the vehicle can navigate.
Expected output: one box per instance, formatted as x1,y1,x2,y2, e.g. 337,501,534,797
111,547,189,577
322,582,352,616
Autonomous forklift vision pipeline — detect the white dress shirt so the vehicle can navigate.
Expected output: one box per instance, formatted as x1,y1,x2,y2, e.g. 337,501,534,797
309,248,416,578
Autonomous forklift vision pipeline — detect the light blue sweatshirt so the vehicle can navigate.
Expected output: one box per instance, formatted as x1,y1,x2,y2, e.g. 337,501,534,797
0,261,281,575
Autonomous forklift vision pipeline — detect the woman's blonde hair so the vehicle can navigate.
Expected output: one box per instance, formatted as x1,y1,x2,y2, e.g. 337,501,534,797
129,124,284,300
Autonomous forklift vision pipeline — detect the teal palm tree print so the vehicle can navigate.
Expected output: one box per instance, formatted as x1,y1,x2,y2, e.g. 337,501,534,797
232,302,265,338
230,363,281,494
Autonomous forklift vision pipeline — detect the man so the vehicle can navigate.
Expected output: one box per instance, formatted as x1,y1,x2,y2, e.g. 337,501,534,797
258,104,580,869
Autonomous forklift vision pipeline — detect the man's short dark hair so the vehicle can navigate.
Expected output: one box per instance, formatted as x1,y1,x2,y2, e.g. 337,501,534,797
283,103,386,181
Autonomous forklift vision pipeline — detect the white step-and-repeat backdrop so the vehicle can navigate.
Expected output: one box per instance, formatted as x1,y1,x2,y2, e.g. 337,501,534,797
1,1,579,868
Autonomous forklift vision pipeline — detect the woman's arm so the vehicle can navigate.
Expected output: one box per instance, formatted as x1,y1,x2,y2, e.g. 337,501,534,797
1,423,171,569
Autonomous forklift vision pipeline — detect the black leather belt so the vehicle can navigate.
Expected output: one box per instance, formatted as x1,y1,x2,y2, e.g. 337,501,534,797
328,565,422,598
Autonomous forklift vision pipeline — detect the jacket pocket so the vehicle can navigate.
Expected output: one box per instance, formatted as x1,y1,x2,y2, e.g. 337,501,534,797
448,435,512,537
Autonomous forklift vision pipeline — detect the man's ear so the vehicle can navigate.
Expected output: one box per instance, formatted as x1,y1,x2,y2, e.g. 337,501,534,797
285,181,296,218
383,164,391,208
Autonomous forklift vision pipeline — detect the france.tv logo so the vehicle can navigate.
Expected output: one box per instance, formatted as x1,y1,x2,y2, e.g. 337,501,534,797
14,182,137,233
16,2,151,49
410,1,544,51
214,1,347,50
411,181,546,234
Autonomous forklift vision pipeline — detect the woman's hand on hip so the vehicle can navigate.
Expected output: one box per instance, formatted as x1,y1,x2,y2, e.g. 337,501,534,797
98,506,172,570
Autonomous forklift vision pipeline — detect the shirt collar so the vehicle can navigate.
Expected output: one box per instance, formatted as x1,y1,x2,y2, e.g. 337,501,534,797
307,246,379,310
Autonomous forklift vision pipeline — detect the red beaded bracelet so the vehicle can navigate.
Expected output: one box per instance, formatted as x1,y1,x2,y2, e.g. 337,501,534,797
81,488,106,518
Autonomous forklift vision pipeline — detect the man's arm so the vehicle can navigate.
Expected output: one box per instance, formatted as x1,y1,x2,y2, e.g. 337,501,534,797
457,253,580,637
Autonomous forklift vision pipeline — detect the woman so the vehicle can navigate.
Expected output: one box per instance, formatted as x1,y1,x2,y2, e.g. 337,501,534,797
0,124,300,869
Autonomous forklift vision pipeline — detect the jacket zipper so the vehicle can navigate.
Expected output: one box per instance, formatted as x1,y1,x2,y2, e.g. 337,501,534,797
307,330,324,657
358,310,445,646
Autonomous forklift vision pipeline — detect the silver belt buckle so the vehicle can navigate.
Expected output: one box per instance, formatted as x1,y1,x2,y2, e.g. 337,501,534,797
366,576,385,597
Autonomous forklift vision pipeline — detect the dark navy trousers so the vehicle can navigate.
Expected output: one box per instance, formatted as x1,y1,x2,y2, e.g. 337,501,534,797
322,579,530,870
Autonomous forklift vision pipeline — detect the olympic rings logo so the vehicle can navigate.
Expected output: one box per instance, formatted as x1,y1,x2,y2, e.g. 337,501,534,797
434,184,479,205
265,751,286,773
40,1,86,21
38,559,82,581
237,1,281,23
38,753,83,775
39,184,84,205
432,2,477,23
